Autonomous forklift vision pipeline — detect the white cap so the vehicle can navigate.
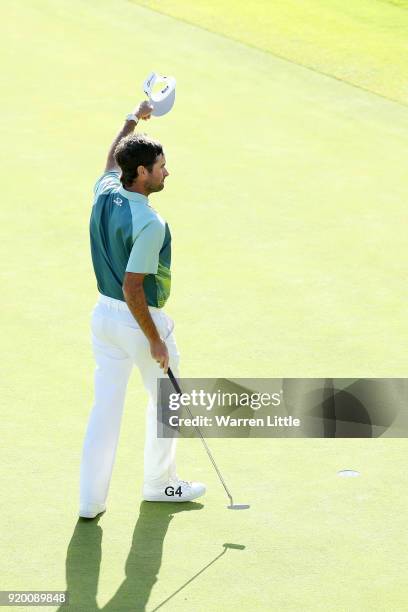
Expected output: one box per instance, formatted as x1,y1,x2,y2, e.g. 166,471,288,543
143,72,176,117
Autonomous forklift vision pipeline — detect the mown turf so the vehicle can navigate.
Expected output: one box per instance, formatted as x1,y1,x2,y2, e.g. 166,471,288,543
134,0,408,106
1,0,407,610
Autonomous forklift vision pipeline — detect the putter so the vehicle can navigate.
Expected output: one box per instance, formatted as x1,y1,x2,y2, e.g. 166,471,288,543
167,367,250,510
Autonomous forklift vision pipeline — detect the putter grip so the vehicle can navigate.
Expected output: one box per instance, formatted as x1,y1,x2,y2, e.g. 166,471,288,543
167,367,182,395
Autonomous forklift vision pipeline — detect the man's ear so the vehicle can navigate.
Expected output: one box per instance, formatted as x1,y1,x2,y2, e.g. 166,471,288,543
137,165,146,177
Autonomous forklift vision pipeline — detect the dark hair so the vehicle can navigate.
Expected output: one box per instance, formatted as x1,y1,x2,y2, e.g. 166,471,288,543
114,133,163,188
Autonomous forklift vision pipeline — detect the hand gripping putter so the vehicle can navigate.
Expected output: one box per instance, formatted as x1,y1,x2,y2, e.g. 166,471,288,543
167,368,250,510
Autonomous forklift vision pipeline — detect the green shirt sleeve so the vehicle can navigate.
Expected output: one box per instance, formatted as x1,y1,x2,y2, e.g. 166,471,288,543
93,171,120,199
126,220,165,274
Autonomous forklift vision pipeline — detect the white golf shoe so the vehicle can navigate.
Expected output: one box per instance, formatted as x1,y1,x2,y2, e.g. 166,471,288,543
78,503,106,519
143,478,206,502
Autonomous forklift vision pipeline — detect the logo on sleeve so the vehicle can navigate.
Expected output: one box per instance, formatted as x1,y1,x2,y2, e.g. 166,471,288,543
113,197,123,207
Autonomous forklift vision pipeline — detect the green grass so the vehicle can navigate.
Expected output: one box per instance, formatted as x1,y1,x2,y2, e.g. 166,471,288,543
1,0,408,610
134,0,408,106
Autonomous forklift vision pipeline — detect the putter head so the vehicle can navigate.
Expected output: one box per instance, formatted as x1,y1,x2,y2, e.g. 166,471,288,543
227,504,250,510
223,543,246,550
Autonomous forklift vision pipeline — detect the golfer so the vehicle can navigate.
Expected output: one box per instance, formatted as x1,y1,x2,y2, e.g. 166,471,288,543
79,100,206,518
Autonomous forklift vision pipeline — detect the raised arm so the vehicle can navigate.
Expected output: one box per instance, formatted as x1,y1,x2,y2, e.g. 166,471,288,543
104,100,154,172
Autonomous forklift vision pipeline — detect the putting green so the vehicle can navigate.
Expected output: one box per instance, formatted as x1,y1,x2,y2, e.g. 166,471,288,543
1,0,407,610
135,0,408,106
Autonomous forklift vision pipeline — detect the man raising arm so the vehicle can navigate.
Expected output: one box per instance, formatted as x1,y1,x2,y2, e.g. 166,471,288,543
80,99,206,519
103,99,170,372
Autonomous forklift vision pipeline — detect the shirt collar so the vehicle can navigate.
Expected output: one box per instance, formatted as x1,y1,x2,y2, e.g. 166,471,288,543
118,186,149,205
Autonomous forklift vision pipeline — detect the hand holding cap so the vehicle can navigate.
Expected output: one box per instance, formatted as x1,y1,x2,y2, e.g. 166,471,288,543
143,72,176,117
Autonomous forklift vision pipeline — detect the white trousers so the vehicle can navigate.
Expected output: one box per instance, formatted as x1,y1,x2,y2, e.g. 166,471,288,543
79,293,180,510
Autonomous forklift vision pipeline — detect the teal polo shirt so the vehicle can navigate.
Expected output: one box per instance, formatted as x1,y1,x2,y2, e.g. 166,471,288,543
90,170,171,307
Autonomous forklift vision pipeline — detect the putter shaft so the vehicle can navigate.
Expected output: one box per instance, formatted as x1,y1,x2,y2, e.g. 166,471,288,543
167,367,234,507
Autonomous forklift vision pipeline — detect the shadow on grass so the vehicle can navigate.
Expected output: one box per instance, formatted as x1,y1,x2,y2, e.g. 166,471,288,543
58,501,203,611
150,543,246,611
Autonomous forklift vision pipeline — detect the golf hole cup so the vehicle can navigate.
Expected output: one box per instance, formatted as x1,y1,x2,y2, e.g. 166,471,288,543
338,470,360,477
143,72,176,116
